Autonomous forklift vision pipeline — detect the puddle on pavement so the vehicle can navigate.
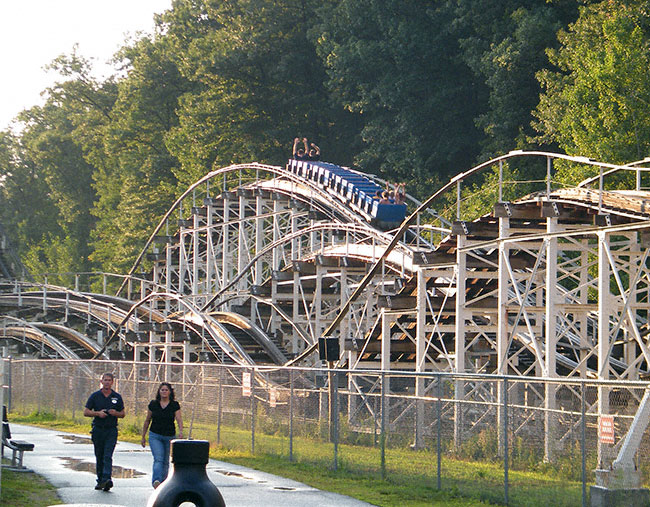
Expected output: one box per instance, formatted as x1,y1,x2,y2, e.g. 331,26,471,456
59,435,147,452
58,457,145,478
59,435,92,444
214,469,249,478
213,469,295,489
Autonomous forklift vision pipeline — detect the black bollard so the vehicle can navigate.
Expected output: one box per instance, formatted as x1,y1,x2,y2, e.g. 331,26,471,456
147,440,226,507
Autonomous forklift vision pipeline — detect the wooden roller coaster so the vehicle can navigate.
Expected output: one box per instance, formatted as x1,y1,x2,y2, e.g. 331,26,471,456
3,150,650,481
3,151,650,377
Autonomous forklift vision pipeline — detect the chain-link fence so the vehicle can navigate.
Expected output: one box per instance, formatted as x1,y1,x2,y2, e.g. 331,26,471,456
3,358,650,506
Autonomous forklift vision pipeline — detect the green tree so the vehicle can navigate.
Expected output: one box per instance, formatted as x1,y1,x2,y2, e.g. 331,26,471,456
24,50,120,274
17,102,97,270
534,0,650,184
315,0,483,195
456,1,582,159
161,0,358,185
0,131,62,275
90,35,189,272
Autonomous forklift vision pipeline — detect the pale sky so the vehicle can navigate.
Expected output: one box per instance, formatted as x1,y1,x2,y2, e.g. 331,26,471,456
0,0,172,131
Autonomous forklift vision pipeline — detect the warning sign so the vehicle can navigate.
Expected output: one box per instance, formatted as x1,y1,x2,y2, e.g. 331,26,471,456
242,372,251,397
599,415,615,444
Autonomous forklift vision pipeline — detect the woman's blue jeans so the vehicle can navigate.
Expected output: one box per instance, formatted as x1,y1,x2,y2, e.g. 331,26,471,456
149,431,175,485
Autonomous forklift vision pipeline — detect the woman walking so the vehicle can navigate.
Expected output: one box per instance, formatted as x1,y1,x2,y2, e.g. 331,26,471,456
141,382,183,488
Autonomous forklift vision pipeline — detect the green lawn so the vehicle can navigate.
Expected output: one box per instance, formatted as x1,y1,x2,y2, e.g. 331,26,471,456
1,462,62,506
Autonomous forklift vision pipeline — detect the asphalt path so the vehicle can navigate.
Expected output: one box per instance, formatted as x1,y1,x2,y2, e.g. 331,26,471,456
9,424,375,507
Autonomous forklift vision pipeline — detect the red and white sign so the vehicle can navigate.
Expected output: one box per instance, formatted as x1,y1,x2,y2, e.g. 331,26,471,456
599,415,615,444
242,372,251,397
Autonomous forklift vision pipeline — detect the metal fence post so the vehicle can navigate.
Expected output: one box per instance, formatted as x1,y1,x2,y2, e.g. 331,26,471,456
289,368,294,462
133,361,138,425
333,370,339,471
65,362,70,417
251,368,256,454
6,356,12,412
380,371,386,479
53,363,59,418
503,377,509,505
71,362,76,420
373,395,378,447
436,374,442,490
217,366,223,445
581,383,586,507
22,360,26,413
38,361,43,414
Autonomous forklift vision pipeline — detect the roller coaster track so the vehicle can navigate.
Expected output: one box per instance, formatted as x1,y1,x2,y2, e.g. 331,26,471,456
5,149,650,467
2,151,650,389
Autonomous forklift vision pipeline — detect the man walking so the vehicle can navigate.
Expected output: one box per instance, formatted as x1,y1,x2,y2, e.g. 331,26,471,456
84,372,125,491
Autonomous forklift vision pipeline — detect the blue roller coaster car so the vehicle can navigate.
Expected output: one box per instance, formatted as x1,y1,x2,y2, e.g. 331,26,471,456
287,159,406,227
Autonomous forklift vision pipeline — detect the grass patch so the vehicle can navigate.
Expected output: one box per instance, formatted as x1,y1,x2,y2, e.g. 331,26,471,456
1,462,62,506
9,410,587,506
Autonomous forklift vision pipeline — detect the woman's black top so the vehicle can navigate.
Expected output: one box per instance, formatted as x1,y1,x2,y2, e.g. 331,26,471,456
148,399,181,436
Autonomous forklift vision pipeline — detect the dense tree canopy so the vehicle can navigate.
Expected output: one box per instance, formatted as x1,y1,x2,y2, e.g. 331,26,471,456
315,0,482,189
159,0,360,182
90,36,188,272
534,0,650,184
1,0,647,276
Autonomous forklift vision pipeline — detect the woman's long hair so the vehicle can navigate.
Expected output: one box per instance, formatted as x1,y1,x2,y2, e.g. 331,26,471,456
155,382,175,402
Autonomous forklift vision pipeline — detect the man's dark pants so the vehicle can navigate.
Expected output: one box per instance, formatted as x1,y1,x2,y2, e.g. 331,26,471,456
91,426,117,484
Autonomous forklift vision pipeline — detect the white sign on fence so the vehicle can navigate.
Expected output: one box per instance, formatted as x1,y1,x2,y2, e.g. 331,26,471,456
242,372,251,397
599,415,615,444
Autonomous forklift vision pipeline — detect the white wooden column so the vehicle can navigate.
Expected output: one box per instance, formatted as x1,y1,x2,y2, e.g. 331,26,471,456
339,266,349,357
579,239,589,377
222,197,231,288
165,234,172,315
290,209,300,351
192,212,200,297
597,230,611,468
253,194,264,322
454,234,467,448
273,199,282,270
497,217,510,374
544,218,558,461
314,265,324,339
414,268,426,449
206,201,215,294
238,194,248,293
178,227,187,295
381,310,393,431
496,217,510,455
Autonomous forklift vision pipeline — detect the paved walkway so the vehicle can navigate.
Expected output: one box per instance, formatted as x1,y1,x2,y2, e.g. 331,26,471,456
10,424,374,507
